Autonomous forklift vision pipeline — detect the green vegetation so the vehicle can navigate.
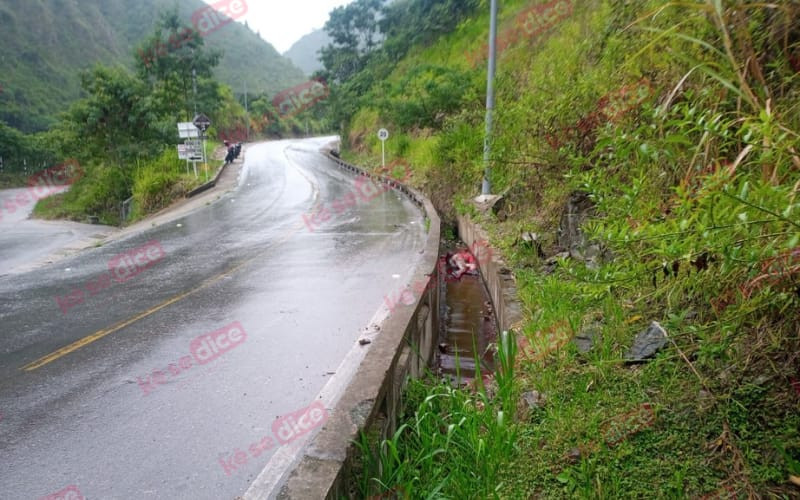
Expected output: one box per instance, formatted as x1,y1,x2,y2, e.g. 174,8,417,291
0,0,304,133
0,121,58,181
130,150,211,217
356,331,519,498
324,0,800,497
24,12,237,225
318,0,480,133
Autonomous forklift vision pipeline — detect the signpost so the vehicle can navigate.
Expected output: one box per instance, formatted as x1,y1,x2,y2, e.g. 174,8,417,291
178,122,200,139
177,144,190,160
177,141,202,161
377,128,389,168
192,113,211,132
192,114,212,182
177,122,201,177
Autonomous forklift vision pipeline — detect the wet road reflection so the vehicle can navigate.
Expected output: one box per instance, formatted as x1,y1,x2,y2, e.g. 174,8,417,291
0,138,426,499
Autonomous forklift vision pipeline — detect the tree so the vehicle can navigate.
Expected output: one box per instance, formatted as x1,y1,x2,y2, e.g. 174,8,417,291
320,0,383,83
61,65,162,165
0,121,56,173
134,10,222,121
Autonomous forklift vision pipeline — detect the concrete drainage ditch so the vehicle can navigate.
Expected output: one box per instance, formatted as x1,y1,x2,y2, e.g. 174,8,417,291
436,241,498,385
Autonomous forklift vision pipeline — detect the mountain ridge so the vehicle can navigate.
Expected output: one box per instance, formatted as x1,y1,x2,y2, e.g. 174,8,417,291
0,0,306,132
284,28,331,76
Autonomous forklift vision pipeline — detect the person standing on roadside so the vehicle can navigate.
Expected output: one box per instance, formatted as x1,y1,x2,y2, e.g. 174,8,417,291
224,141,235,165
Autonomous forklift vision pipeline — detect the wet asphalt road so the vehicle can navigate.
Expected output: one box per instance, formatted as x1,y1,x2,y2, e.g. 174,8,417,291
0,137,427,499
0,188,113,276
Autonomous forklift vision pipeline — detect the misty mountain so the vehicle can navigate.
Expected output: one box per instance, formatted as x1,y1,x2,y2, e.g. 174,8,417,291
284,28,331,76
0,0,306,132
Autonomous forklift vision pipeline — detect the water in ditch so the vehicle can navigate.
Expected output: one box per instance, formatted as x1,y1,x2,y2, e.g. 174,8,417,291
436,243,498,385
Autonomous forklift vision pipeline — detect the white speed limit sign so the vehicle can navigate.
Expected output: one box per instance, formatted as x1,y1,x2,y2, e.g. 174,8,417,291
377,128,389,166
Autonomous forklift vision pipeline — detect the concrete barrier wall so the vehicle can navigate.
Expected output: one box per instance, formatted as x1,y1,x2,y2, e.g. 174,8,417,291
186,146,238,198
275,155,442,499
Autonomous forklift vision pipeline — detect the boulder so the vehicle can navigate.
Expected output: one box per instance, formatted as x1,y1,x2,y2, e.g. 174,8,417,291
556,191,613,267
625,321,668,362
573,321,602,354
473,194,505,217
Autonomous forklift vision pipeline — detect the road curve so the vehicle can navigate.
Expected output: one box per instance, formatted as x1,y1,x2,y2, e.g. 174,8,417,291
0,137,427,499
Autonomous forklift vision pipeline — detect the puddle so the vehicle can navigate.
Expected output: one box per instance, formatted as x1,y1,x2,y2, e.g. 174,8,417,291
436,243,497,384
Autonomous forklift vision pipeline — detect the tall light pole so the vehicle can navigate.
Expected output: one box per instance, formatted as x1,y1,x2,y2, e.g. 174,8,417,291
481,0,498,196
192,68,198,117
244,80,249,142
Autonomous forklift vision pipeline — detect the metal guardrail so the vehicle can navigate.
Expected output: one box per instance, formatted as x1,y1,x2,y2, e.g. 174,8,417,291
325,154,424,211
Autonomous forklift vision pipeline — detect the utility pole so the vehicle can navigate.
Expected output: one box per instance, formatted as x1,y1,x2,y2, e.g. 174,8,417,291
244,80,249,142
481,0,498,196
192,68,198,117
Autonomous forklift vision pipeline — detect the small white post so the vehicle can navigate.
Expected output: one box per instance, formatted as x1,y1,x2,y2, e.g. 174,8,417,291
377,128,389,168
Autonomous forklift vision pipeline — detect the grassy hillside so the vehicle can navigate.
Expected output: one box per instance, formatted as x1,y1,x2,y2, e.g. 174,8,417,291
339,0,800,497
0,0,304,132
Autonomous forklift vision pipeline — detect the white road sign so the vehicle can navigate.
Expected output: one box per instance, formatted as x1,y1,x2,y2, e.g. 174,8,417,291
377,128,390,167
178,122,199,139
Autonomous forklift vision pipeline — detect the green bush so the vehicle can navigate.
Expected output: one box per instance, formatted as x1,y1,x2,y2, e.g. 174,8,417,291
33,162,129,224
132,149,198,215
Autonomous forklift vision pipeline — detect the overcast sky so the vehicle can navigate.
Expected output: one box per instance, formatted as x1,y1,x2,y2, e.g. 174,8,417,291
203,0,351,53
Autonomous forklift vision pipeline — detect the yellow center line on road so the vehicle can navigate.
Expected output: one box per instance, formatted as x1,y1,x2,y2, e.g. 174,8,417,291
22,149,325,372
22,287,202,372
21,220,307,372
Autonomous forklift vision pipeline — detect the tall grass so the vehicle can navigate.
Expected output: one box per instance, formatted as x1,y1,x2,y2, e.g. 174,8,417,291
32,162,129,224
355,331,519,499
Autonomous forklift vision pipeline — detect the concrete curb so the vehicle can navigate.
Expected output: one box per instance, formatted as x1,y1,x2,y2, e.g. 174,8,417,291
250,153,442,499
186,147,241,198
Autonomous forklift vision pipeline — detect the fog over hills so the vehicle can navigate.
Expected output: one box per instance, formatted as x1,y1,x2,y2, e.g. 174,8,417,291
284,28,332,76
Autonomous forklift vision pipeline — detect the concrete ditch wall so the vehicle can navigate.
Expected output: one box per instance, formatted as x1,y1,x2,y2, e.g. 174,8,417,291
456,215,523,333
275,154,442,498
